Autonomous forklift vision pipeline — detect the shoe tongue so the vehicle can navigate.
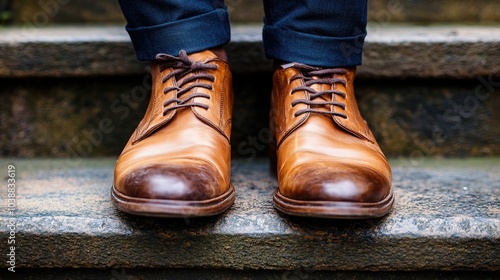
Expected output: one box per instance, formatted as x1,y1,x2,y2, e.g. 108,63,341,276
310,76,334,112
187,50,218,63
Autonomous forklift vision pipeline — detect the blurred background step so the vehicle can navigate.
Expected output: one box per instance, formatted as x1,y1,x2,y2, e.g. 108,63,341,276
2,68,499,158
1,24,499,78
0,158,498,275
0,24,499,158
1,1,499,159
2,0,499,24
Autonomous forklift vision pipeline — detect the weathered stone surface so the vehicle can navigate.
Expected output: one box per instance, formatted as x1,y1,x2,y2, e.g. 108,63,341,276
8,268,500,279
10,0,500,24
0,25,499,78
0,26,147,77
11,0,125,24
1,75,499,157
356,79,500,157
0,158,498,271
368,0,500,23
362,25,500,79
9,0,264,24
0,74,272,157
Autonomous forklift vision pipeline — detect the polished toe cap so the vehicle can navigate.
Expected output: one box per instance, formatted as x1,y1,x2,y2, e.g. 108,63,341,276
119,164,220,201
281,164,391,203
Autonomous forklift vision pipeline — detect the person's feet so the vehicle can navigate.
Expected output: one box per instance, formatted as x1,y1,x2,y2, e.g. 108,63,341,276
270,63,394,218
112,50,235,217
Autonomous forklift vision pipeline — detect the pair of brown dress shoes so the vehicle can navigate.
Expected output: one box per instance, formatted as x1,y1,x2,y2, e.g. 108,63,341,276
111,50,394,219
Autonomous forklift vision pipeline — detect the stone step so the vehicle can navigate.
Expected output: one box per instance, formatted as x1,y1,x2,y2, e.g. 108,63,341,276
7,0,500,24
1,24,499,78
6,269,500,279
0,158,498,276
1,24,499,158
2,74,500,158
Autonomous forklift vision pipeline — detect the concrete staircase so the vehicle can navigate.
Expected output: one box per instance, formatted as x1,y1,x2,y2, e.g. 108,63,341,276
0,0,499,278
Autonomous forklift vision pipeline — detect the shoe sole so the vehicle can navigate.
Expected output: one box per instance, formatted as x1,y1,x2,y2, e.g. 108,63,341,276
111,184,235,218
273,189,394,219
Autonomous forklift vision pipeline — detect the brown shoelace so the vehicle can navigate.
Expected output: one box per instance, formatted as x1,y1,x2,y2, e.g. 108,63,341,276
289,63,348,119
156,50,217,116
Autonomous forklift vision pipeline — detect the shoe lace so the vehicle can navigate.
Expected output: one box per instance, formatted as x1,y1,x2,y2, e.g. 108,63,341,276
156,50,218,116
289,63,348,119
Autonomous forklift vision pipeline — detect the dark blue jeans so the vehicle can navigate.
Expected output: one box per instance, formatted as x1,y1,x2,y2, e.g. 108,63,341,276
118,0,367,67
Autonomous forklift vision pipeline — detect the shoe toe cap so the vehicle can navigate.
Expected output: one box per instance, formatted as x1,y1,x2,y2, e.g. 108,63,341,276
282,165,391,203
119,164,220,201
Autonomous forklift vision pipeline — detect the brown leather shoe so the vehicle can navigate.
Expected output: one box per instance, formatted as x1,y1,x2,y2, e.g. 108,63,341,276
270,63,394,219
112,50,235,217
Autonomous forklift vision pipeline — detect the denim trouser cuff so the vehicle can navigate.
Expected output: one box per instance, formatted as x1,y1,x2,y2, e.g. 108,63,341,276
126,9,231,61
263,26,366,68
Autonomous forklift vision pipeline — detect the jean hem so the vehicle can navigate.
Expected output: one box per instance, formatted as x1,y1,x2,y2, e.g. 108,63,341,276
263,26,366,67
126,9,231,61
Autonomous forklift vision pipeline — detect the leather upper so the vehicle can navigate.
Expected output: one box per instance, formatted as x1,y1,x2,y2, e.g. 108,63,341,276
114,50,233,201
271,64,392,203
